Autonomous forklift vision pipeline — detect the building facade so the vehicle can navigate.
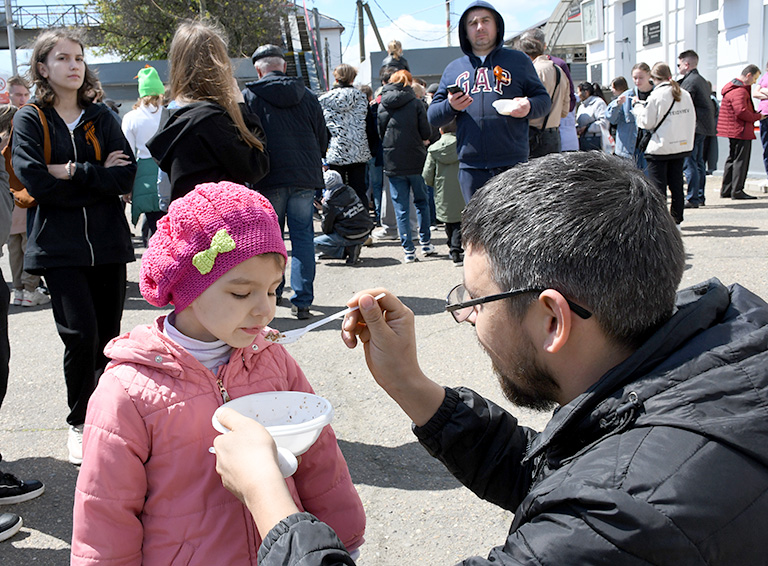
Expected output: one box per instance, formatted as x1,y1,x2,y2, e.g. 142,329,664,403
584,0,768,176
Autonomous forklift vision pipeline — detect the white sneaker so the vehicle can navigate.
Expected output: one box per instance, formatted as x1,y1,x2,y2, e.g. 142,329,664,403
372,227,399,241
403,251,417,263
11,290,23,306
68,425,84,465
21,289,51,307
421,243,437,256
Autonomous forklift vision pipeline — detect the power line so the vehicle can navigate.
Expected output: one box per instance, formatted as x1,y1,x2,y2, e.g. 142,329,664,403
368,0,457,42
340,7,357,58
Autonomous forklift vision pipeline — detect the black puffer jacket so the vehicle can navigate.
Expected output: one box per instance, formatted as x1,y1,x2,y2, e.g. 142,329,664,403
11,100,136,273
243,72,328,191
679,68,716,137
256,278,768,566
377,83,432,176
321,184,374,241
147,101,268,202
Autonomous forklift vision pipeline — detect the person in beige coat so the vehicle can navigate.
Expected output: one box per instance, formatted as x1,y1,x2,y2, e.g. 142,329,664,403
517,36,569,158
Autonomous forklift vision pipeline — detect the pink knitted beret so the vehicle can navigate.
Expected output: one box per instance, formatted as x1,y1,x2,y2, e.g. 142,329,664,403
140,182,287,312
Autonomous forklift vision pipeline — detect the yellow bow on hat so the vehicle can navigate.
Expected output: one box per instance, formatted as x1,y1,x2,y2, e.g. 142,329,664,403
192,229,236,275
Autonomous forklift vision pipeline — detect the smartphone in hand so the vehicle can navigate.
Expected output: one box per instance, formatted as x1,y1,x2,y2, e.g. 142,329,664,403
447,85,465,95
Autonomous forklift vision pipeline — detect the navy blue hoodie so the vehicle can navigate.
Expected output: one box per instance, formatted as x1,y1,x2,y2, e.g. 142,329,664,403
427,0,550,169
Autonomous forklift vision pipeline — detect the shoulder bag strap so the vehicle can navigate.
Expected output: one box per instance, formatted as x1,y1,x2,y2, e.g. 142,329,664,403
24,103,51,164
535,65,563,132
650,96,675,135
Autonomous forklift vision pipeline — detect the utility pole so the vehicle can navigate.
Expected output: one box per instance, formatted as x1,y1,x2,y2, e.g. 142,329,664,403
324,37,331,89
4,0,17,75
362,2,385,52
357,0,365,62
356,1,385,63
446,0,451,47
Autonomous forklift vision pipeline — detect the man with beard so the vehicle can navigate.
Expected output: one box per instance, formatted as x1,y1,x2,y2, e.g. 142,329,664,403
212,152,768,565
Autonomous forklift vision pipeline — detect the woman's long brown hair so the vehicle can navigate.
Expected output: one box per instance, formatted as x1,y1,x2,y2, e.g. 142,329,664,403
168,19,263,150
651,62,682,102
27,28,100,108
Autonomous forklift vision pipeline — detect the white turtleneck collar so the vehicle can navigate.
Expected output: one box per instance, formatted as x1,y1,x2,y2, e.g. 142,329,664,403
163,313,234,372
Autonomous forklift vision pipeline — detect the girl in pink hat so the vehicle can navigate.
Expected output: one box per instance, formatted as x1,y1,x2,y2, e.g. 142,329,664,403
71,182,365,565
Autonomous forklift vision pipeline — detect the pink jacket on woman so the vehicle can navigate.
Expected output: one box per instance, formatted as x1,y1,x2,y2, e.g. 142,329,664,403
71,316,365,565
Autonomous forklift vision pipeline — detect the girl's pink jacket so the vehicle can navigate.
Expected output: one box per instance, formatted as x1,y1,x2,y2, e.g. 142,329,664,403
71,316,365,565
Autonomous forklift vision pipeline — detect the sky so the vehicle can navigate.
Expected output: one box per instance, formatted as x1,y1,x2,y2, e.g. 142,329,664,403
305,0,561,62
1,0,561,79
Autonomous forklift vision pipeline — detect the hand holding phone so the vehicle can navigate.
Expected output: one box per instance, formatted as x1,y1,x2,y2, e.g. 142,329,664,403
447,85,465,95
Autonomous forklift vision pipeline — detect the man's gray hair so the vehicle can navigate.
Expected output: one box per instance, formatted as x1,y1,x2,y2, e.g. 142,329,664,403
255,56,286,74
516,36,544,58
462,152,685,348
520,27,546,47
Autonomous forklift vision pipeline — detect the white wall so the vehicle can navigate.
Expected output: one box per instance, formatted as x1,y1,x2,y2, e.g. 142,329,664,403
589,0,768,176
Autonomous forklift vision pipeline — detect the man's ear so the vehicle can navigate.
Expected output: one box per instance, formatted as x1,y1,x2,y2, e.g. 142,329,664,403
281,61,288,73
536,290,573,354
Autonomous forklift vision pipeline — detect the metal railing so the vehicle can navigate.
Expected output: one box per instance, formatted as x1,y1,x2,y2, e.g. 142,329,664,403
4,4,100,29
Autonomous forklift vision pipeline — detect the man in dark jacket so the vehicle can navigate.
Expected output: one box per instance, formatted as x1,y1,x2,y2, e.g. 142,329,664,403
717,64,765,200
678,50,716,207
314,170,373,265
213,152,768,566
428,0,550,203
243,44,329,320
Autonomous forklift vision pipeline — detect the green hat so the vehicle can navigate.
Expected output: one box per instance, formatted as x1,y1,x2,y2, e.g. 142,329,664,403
135,65,164,97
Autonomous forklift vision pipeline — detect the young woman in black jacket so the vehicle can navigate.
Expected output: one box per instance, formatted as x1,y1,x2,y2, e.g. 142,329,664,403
377,70,434,263
11,29,137,464
147,19,269,202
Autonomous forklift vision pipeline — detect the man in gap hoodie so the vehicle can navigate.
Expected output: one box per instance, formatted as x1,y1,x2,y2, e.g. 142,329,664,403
428,0,550,203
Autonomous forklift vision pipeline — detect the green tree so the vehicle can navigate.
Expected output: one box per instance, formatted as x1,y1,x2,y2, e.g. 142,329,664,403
89,0,290,60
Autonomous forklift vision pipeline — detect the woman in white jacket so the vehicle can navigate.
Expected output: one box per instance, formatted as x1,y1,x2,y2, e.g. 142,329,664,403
632,62,695,225
576,82,608,151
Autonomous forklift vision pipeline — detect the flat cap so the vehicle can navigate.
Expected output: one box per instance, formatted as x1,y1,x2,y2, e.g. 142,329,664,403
251,44,285,64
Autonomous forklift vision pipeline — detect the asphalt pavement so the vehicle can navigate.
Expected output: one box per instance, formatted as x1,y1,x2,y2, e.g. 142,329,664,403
1,177,767,565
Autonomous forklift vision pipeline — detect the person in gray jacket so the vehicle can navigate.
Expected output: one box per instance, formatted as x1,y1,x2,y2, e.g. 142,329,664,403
214,151,768,566
678,50,716,208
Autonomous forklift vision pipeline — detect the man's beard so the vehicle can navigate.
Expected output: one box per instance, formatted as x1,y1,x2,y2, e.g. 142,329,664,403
490,334,560,412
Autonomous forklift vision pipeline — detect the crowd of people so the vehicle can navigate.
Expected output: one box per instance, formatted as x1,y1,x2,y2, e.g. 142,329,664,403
0,0,766,562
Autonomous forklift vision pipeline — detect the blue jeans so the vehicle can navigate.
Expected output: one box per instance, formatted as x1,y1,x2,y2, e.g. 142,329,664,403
426,184,437,226
458,166,511,204
366,158,383,224
761,120,768,177
684,133,707,204
633,147,648,176
259,187,316,308
387,174,431,253
314,232,365,258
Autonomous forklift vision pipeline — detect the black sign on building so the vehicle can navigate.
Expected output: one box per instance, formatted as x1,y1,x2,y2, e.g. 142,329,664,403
643,21,662,46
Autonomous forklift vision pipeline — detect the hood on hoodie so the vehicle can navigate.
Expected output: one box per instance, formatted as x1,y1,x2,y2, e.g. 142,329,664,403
380,83,417,111
148,101,226,166
721,78,747,97
458,0,505,58
428,132,459,165
245,71,306,109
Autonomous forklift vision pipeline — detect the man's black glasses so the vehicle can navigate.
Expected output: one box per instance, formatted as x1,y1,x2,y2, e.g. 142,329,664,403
445,284,593,323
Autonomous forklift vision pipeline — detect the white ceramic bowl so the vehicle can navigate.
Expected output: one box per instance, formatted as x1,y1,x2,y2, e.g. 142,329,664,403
212,391,334,456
